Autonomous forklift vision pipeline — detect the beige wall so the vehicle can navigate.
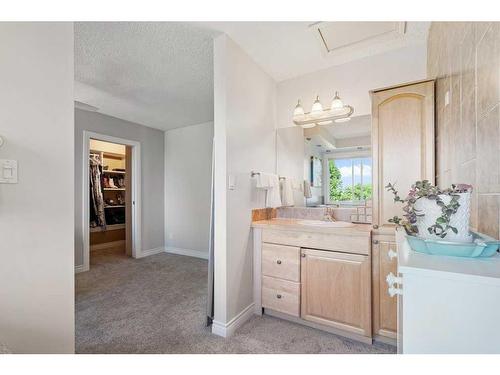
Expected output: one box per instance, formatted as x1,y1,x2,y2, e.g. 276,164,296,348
0,23,74,353
428,22,500,238
75,109,165,268
213,34,277,327
164,121,213,258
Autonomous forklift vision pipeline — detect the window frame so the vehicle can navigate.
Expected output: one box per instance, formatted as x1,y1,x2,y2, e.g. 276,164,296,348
324,152,372,205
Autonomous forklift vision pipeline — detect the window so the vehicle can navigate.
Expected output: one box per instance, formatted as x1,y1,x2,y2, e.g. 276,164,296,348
328,157,372,203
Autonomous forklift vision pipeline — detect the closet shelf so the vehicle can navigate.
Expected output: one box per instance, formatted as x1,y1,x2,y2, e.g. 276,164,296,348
102,170,126,174
103,188,126,191
90,223,125,233
105,205,125,209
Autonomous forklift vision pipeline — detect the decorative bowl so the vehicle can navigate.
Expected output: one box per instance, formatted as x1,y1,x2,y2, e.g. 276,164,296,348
406,231,500,258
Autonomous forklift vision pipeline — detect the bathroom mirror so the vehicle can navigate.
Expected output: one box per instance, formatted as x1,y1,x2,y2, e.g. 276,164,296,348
276,114,372,212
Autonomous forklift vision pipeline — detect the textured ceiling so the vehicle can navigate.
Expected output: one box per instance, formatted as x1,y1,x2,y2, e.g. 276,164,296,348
75,22,219,130
75,22,429,131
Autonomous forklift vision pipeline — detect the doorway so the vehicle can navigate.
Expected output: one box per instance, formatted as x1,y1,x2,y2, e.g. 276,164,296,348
82,131,142,272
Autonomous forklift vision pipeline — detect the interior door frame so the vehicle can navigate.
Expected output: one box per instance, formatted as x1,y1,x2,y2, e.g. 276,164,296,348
81,130,142,272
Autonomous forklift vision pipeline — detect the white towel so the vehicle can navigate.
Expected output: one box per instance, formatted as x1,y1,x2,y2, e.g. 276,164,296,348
255,172,274,189
280,178,294,206
303,180,312,199
291,178,303,192
256,173,282,208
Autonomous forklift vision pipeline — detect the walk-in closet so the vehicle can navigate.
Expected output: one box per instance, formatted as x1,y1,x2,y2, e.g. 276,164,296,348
89,139,131,257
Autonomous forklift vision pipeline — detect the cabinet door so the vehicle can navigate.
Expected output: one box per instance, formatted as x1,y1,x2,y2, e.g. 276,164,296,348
301,248,371,337
372,237,398,339
371,80,435,228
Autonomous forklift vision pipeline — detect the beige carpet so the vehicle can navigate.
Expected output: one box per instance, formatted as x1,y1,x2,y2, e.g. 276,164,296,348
75,251,396,354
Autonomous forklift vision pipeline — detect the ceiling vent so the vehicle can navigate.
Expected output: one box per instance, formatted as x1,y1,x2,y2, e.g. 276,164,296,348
311,22,406,55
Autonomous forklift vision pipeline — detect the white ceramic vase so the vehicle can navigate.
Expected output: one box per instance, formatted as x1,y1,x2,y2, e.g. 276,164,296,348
414,192,472,242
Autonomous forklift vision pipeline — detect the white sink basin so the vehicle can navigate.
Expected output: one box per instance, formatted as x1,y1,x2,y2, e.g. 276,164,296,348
296,220,355,228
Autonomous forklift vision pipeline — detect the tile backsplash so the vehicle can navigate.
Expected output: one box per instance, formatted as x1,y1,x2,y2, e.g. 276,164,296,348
428,22,500,238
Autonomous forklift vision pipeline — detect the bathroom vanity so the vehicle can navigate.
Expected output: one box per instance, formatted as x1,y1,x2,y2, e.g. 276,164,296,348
257,78,436,346
252,218,373,344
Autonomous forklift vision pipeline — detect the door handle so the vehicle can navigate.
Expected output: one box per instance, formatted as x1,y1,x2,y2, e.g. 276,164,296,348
387,249,397,260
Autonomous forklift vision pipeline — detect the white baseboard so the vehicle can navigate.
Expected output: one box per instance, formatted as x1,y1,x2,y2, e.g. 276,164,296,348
212,303,255,338
138,246,165,258
164,246,209,260
75,264,88,274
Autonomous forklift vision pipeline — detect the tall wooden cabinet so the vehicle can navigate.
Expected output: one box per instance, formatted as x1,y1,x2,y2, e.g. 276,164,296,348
370,79,435,341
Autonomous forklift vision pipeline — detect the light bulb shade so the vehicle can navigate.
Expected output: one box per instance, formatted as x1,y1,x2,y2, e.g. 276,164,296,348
331,92,344,109
293,100,305,117
311,96,323,114
334,117,351,123
300,123,316,129
317,120,333,126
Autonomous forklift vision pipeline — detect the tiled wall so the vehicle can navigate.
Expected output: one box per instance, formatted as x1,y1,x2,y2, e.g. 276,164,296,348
428,22,500,238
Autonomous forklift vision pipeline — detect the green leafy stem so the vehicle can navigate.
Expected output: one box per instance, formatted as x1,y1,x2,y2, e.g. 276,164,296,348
385,180,472,238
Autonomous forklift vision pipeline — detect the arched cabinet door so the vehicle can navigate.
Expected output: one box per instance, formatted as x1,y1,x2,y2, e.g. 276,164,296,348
371,80,435,230
370,79,435,342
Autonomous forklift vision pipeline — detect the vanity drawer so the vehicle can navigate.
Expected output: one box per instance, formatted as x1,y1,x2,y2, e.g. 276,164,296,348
262,275,300,317
262,243,300,282
262,229,370,255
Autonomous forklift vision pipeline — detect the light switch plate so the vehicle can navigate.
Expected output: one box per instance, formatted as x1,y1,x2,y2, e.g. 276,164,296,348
444,91,450,106
0,159,18,184
228,174,236,190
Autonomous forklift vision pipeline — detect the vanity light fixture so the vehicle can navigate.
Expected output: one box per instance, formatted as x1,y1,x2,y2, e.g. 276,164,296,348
292,92,354,128
334,117,351,123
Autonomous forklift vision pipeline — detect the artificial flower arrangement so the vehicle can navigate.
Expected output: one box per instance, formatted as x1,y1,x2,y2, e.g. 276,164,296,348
385,180,473,242
386,180,500,257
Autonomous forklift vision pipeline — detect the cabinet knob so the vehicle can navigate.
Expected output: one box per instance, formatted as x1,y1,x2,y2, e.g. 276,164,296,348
373,224,379,229
301,253,306,258
276,260,282,265
276,294,282,299
372,240,379,245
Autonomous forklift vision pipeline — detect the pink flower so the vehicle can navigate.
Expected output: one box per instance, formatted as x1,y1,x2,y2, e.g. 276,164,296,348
455,184,473,192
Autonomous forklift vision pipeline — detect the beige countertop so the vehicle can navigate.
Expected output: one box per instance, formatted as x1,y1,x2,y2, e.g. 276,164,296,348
252,218,372,237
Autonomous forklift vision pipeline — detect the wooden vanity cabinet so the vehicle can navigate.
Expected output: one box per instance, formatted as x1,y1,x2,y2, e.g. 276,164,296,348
301,248,371,337
372,235,398,340
371,79,435,230
370,79,435,342
254,225,373,343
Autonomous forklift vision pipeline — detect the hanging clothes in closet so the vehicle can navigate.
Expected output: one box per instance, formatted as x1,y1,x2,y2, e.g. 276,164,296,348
89,154,106,229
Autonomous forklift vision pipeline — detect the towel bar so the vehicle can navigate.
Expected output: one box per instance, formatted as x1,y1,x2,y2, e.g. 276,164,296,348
250,171,286,180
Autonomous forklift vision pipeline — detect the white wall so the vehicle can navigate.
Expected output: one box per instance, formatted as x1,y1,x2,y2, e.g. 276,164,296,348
213,35,277,328
164,122,213,258
275,44,428,206
276,127,305,206
0,23,74,353
75,109,165,268
276,43,428,128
